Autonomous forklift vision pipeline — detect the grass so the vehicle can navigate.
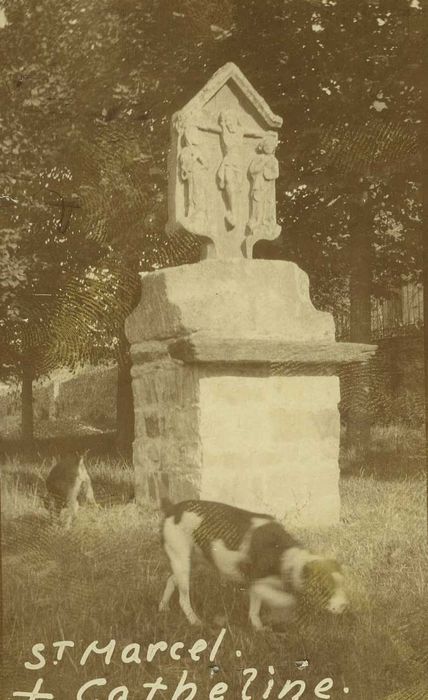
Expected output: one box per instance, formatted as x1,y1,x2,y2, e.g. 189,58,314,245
1,455,427,700
340,423,425,478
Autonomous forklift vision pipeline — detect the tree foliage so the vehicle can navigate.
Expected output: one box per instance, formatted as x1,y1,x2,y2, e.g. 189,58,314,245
0,0,423,385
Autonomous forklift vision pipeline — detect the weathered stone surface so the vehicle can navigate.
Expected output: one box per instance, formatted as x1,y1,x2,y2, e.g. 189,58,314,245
129,345,344,525
131,360,199,406
125,259,335,344
166,63,283,259
133,431,201,504
130,357,202,503
130,341,169,364
198,373,341,526
125,258,376,525
169,333,377,367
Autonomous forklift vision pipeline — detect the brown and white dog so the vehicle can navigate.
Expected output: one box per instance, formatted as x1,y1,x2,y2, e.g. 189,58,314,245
44,453,97,529
159,498,349,629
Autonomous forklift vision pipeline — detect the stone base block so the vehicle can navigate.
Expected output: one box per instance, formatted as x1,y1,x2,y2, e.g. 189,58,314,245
131,359,341,526
199,373,340,526
126,260,375,527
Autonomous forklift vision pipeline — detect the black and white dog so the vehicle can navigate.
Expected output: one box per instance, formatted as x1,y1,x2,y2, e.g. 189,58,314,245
159,498,349,629
44,453,97,529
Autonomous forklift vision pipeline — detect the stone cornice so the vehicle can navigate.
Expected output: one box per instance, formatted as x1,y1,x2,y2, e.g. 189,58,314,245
168,333,377,368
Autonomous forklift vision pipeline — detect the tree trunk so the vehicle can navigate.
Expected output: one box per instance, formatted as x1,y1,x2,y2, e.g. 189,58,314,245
116,330,134,461
345,187,373,460
21,355,34,451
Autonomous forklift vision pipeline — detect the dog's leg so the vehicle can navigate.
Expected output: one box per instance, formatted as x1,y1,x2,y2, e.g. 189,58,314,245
44,494,57,520
249,586,265,630
249,580,296,629
62,478,81,530
159,574,177,612
83,477,97,506
79,458,98,507
165,543,201,626
61,504,76,530
62,500,79,530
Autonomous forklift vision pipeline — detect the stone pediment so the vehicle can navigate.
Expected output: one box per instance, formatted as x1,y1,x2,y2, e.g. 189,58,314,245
173,62,283,130
166,64,283,260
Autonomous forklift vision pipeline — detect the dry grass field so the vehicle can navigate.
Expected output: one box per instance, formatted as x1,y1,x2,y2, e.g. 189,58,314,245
1,450,427,700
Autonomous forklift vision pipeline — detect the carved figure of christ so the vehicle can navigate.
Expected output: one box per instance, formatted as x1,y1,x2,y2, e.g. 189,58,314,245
193,109,264,228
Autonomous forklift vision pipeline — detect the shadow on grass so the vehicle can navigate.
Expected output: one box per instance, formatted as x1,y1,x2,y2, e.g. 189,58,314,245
90,475,135,507
340,424,425,479
1,512,53,555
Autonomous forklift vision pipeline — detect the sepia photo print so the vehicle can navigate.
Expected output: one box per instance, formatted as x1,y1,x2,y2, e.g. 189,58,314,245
1,2,426,699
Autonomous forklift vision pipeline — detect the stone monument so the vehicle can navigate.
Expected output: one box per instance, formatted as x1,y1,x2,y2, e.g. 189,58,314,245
125,63,375,526
166,62,282,259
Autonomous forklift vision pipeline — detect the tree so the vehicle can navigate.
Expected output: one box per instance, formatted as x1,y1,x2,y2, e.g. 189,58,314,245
1,0,422,454
0,170,107,447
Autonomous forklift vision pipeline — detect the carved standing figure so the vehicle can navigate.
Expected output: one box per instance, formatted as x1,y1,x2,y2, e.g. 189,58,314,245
178,124,208,235
248,132,279,234
216,109,246,228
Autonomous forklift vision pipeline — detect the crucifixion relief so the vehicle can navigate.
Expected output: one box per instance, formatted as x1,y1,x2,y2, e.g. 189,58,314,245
167,63,283,259
192,108,265,230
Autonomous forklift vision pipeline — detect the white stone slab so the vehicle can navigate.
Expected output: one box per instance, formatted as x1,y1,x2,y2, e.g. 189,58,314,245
199,374,341,526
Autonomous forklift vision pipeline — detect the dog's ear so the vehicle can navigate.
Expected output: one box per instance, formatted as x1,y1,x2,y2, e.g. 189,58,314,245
301,561,326,602
303,559,341,581
302,560,321,582
247,546,280,580
323,558,342,573
302,559,340,606
247,523,289,579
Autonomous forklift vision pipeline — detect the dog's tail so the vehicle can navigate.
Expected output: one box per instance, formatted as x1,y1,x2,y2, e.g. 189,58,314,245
160,496,175,517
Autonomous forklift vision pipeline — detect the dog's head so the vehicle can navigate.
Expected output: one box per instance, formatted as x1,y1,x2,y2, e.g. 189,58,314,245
300,558,349,615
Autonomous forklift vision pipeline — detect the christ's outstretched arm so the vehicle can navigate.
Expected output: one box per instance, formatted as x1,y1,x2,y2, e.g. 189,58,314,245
192,116,222,134
243,128,265,139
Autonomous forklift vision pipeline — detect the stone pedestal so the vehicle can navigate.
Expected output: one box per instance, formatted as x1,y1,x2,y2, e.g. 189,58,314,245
125,64,376,526
125,259,375,526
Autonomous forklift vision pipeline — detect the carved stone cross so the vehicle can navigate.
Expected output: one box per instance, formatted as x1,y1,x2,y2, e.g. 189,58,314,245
166,63,283,259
